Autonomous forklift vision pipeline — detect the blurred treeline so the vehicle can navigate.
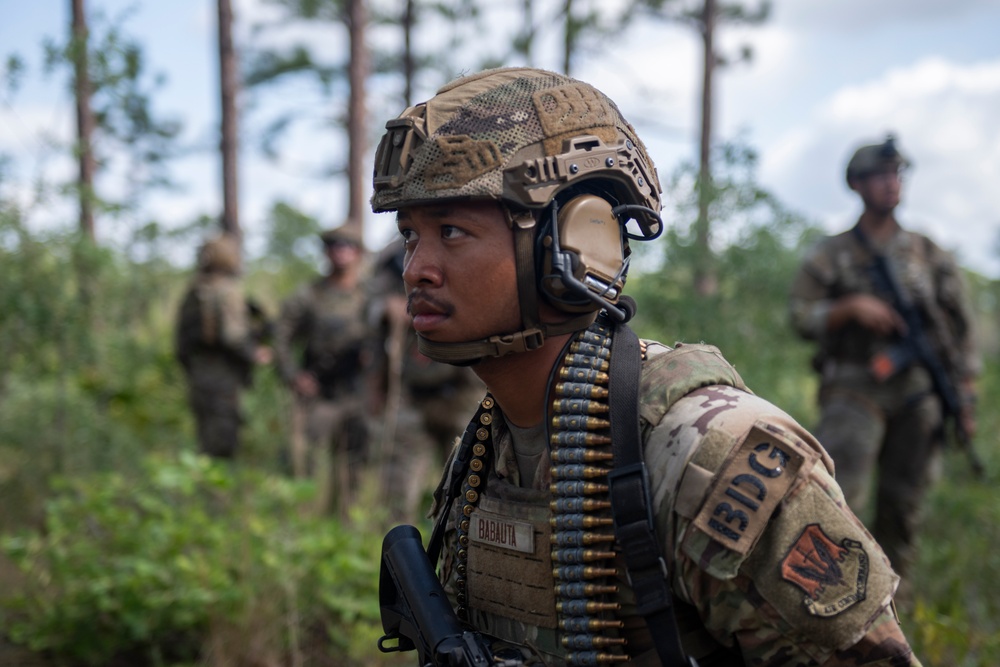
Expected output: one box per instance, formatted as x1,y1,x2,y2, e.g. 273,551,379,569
0,141,999,666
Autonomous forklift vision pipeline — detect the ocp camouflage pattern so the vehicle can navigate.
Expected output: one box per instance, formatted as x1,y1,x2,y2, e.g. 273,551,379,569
433,341,921,665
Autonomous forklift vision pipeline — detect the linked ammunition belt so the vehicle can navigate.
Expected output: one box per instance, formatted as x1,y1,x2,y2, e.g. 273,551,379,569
452,319,632,666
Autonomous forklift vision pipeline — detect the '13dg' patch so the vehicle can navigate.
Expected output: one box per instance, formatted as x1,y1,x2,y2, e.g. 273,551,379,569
693,422,813,556
780,523,869,617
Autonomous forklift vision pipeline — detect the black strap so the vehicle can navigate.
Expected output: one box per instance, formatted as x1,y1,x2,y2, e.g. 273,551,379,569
607,321,696,667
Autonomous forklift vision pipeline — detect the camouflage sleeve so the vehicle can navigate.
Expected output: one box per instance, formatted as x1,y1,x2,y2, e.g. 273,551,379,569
646,386,921,665
272,285,311,384
928,239,982,380
789,239,837,341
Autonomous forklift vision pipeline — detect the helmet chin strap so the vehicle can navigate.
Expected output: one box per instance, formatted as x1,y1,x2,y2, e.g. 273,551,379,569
415,207,596,366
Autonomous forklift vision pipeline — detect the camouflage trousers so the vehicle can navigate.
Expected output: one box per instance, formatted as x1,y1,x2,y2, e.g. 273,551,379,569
186,365,245,459
378,388,483,524
813,363,943,581
290,394,369,516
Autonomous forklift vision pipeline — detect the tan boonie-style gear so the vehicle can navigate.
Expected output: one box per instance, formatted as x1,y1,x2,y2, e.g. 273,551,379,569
433,341,918,665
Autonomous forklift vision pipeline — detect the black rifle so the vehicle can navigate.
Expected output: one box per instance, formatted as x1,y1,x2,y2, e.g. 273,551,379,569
855,228,985,478
378,524,513,667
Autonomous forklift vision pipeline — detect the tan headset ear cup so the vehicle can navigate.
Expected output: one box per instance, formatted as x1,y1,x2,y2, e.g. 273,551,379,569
539,194,625,312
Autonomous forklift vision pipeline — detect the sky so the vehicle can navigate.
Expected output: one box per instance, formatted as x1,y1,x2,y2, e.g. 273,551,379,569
2,0,1000,276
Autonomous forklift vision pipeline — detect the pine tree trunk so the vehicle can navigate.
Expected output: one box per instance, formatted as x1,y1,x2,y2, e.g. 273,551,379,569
345,0,368,235
217,0,241,240
694,0,718,296
562,0,574,75
402,0,414,106
71,0,96,241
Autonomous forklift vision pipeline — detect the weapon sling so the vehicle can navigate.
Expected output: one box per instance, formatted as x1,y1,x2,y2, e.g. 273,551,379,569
607,321,696,667
851,225,984,478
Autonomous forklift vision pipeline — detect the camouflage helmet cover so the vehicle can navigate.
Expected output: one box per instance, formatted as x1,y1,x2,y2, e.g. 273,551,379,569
371,67,662,237
319,223,364,247
197,234,241,275
845,134,912,185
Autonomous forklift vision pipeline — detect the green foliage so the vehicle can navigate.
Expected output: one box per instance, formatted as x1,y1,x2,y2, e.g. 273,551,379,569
901,450,1000,665
630,140,823,422
255,201,323,279
0,453,387,667
39,4,182,232
2,53,25,93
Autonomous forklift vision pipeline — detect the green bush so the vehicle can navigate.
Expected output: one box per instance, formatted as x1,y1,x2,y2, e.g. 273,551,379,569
0,453,388,667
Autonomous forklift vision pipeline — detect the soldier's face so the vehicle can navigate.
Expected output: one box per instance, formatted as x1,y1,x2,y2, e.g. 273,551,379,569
397,201,521,344
324,240,362,272
853,167,903,214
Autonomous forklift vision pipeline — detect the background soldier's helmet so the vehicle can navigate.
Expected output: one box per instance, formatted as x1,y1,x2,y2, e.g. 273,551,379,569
370,67,661,235
196,234,241,275
845,134,912,185
319,224,364,248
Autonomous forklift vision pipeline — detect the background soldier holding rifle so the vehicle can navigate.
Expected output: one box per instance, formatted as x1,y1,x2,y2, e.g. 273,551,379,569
789,135,982,599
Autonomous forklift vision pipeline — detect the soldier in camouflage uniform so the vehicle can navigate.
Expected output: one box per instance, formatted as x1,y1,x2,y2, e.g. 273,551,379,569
273,224,371,515
371,68,920,665
175,234,261,459
789,135,980,588
367,240,485,524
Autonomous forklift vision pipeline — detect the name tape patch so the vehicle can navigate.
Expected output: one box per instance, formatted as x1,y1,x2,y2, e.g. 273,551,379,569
469,514,535,554
692,423,810,555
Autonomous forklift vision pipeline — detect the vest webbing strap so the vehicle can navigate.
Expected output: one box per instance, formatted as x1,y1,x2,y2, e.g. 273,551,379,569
607,321,696,667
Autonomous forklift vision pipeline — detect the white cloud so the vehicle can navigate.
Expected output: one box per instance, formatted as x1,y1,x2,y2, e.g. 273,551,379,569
782,0,998,32
758,56,1000,273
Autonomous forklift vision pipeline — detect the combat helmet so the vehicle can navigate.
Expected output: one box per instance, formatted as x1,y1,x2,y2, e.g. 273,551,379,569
197,234,241,275
370,67,663,364
845,133,911,186
319,223,365,248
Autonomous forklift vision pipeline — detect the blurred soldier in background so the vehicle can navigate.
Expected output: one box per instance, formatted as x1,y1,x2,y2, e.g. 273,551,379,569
789,134,981,593
273,224,371,515
176,233,267,459
367,240,485,524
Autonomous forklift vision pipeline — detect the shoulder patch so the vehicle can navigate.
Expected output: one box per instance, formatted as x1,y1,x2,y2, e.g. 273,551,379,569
780,524,869,617
691,421,816,556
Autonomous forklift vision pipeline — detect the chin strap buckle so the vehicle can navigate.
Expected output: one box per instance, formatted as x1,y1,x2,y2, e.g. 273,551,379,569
486,328,546,357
